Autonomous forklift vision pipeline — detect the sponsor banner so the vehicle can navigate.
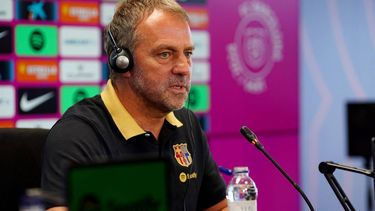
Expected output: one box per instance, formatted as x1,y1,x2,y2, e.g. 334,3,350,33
101,28,106,56
209,0,298,133
15,24,58,57
102,62,110,81
0,25,12,54
59,26,101,58
185,84,209,112
0,120,14,127
60,1,99,24
191,61,210,83
17,87,57,115
178,0,207,4
197,114,209,131
0,0,13,21
191,30,209,59
60,59,101,83
0,60,14,81
0,85,15,118
60,85,100,114
100,2,116,26
16,59,58,82
16,0,57,21
16,118,57,129
186,7,208,30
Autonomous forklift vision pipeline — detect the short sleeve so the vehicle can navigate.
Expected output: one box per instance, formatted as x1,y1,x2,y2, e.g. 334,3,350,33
41,117,102,207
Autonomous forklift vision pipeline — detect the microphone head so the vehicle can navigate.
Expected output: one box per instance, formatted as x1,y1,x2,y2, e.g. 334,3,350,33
240,126,257,141
240,126,265,150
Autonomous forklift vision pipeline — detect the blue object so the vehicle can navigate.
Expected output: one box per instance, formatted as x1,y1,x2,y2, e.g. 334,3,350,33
218,166,233,176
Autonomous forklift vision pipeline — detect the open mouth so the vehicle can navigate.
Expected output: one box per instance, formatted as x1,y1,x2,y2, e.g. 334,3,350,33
170,84,188,93
172,85,185,89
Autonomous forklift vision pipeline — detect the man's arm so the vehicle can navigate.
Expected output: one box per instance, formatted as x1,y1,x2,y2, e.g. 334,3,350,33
42,118,102,209
204,198,228,211
47,206,68,211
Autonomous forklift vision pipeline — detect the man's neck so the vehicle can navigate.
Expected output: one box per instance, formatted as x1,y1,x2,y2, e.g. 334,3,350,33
133,111,165,139
114,82,167,139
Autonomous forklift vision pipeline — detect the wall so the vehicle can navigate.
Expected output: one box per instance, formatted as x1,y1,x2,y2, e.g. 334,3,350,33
0,0,301,210
301,0,375,210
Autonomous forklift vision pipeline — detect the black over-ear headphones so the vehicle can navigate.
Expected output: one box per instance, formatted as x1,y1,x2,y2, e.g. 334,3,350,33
107,29,134,73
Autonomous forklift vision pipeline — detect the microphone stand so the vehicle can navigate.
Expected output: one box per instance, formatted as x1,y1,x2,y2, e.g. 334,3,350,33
318,161,375,211
240,126,315,211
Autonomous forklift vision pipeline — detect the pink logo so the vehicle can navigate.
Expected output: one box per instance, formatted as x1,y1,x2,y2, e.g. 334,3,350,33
227,0,283,94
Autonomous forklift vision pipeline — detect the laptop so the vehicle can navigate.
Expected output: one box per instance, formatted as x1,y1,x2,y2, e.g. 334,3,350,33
67,158,170,211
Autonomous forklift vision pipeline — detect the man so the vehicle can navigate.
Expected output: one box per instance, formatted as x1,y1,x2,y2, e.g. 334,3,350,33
41,0,228,210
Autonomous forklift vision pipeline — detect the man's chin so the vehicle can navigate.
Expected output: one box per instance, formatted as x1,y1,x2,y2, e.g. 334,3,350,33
166,101,186,112
170,104,185,111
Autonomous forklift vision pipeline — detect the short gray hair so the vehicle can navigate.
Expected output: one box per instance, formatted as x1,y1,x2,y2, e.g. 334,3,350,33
104,0,189,81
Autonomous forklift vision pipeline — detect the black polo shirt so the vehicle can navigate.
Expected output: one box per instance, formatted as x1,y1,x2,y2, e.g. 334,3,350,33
41,80,226,210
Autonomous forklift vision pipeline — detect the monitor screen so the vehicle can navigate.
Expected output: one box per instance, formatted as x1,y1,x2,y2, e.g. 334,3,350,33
347,102,375,159
67,159,170,211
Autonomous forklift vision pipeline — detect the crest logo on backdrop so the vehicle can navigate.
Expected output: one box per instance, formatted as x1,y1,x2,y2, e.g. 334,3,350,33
227,0,283,94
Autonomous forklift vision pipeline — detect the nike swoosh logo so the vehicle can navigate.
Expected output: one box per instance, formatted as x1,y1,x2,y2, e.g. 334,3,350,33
0,31,8,40
20,92,54,112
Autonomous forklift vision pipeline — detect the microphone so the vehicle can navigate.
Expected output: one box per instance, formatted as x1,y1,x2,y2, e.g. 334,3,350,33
240,126,315,211
319,161,374,178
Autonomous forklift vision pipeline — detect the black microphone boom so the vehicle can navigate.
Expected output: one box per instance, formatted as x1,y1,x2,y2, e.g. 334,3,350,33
240,126,315,211
318,161,374,211
319,161,374,178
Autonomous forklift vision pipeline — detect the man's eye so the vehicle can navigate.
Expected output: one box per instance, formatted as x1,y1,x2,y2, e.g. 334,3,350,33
185,51,193,58
160,52,170,59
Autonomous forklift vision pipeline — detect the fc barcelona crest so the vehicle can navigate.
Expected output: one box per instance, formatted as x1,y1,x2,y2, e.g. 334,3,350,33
173,143,192,167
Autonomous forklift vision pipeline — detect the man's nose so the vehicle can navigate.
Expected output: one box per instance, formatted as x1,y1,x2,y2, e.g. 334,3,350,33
172,54,191,76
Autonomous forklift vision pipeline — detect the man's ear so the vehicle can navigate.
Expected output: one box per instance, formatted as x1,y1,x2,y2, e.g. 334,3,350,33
123,70,132,78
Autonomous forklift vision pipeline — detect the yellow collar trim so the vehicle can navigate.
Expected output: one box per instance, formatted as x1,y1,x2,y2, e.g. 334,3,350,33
101,80,183,140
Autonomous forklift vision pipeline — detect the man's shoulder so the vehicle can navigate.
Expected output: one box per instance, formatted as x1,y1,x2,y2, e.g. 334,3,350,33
173,107,194,120
52,95,113,134
47,95,113,145
62,95,107,120
173,108,202,133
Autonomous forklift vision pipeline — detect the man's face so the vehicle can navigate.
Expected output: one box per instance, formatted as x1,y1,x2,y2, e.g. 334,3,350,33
129,9,194,113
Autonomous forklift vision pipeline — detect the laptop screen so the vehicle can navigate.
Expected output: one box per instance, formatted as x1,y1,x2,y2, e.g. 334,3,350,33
67,159,169,211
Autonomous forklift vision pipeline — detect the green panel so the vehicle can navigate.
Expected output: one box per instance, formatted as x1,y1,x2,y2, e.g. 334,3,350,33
185,84,210,112
60,85,100,114
68,161,168,211
15,24,58,57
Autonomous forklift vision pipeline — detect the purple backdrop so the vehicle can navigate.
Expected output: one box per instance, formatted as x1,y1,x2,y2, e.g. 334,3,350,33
208,0,298,134
207,0,299,210
209,134,299,211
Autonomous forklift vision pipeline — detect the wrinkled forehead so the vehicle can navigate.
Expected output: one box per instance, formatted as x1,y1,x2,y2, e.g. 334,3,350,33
135,9,192,43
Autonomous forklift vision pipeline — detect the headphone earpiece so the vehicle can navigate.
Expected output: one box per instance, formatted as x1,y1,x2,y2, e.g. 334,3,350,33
107,29,134,73
109,47,133,73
